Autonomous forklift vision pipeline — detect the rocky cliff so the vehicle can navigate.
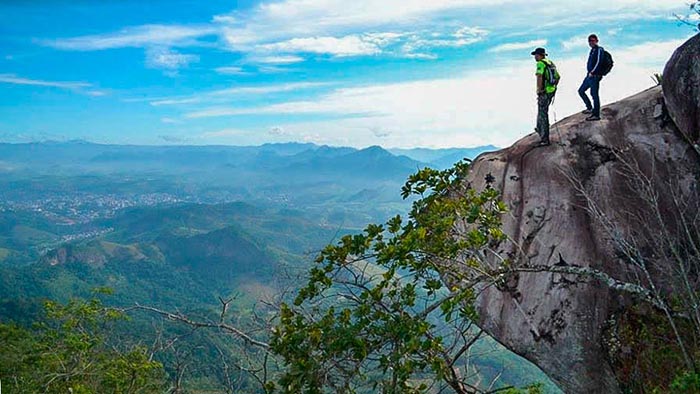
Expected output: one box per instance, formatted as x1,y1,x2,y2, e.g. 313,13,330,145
664,34,700,147
464,35,700,393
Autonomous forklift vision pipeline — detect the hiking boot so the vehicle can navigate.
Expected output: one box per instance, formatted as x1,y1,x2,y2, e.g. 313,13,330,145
536,140,551,147
586,115,601,121
581,109,592,115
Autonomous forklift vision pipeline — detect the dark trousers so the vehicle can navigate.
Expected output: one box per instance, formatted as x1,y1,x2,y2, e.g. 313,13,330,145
578,75,601,116
537,92,555,142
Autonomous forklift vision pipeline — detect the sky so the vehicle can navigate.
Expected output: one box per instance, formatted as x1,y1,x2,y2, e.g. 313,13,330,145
0,0,697,148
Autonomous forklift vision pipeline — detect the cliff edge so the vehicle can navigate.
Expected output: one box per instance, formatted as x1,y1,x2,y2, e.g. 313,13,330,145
464,35,700,393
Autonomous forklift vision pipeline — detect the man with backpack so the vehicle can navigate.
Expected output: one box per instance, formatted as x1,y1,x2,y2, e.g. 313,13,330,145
578,34,613,121
531,47,560,147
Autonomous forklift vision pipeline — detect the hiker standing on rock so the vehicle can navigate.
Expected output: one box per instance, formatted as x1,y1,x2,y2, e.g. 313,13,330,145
579,34,607,121
532,47,560,147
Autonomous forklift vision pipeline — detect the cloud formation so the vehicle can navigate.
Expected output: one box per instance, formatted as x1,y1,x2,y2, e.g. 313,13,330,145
42,24,215,51
146,48,199,72
183,37,686,147
0,73,91,89
0,73,105,96
490,39,548,53
146,81,330,107
39,0,685,68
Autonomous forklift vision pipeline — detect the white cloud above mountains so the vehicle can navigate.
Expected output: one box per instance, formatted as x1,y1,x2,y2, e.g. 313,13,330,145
39,0,687,67
146,81,330,107
26,0,694,147
190,37,687,147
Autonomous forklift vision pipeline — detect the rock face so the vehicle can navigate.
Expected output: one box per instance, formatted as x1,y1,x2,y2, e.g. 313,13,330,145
663,33,700,144
464,36,700,394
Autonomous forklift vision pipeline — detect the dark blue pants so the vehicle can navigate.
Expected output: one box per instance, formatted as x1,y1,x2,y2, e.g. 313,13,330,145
578,75,601,117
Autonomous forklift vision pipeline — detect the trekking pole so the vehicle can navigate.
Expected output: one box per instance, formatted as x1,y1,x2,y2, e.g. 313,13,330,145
550,96,565,147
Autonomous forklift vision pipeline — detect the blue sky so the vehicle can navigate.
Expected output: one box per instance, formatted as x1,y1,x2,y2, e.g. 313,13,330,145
0,0,696,148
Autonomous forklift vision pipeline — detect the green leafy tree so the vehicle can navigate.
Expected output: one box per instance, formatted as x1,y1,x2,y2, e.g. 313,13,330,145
269,161,535,393
0,291,166,394
134,161,547,393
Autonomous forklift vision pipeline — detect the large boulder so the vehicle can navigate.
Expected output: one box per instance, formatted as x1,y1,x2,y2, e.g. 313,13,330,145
463,85,700,393
663,34,700,144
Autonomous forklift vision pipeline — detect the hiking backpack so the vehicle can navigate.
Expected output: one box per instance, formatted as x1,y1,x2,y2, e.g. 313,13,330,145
544,60,561,86
599,48,614,76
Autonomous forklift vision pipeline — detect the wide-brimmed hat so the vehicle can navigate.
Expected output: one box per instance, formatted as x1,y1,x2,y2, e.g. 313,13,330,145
530,47,547,56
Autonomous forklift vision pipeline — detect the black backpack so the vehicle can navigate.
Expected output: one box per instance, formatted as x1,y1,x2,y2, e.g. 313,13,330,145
599,48,614,76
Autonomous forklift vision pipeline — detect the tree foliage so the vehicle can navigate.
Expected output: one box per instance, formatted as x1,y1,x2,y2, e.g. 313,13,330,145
0,290,166,394
676,1,700,31
269,161,536,393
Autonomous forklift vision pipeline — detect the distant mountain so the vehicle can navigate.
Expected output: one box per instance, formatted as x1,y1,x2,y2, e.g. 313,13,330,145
389,146,498,169
0,141,556,392
286,145,357,163
0,142,495,173
282,145,425,182
258,142,319,156
0,141,494,232
156,225,272,284
0,201,342,308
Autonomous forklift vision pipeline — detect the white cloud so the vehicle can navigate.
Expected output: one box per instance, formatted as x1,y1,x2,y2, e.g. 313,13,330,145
159,134,190,143
370,126,392,138
260,35,381,57
215,66,250,75
402,52,438,60
201,128,252,139
0,74,102,96
208,81,330,96
612,38,687,66
184,38,685,148
0,73,91,89
41,0,687,73
363,32,406,46
490,39,547,53
397,26,487,58
217,0,682,50
251,27,485,59
240,0,501,34
150,97,201,106
146,47,199,71
43,1,687,56
86,90,108,97
269,126,289,135
42,24,215,50
257,65,296,73
217,1,502,58
250,55,305,64
454,26,488,38
607,28,623,36
560,35,590,51
149,82,330,107
212,15,237,24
